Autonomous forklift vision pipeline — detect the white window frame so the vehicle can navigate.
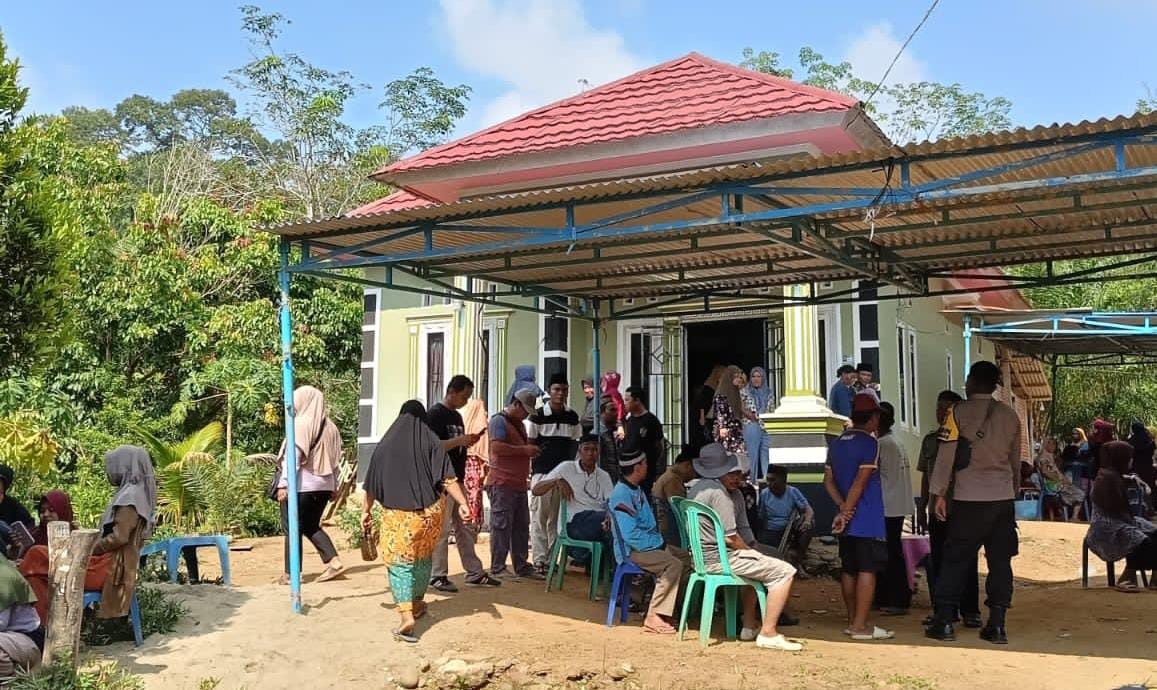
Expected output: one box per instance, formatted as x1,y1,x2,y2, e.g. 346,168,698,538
616,319,666,423
895,322,920,431
539,313,571,388
851,280,880,370
417,321,452,407
482,319,501,414
358,289,381,442
815,304,842,395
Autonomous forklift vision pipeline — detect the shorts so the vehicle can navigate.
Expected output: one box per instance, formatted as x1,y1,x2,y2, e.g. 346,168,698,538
838,536,888,574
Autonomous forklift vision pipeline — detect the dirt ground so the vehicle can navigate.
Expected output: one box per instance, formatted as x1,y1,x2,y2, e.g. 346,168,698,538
96,520,1157,690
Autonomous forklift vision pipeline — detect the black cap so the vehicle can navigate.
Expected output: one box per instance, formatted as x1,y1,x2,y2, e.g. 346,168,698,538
548,372,569,388
856,362,874,373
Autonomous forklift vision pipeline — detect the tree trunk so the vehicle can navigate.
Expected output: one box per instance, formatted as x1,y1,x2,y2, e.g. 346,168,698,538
42,524,100,667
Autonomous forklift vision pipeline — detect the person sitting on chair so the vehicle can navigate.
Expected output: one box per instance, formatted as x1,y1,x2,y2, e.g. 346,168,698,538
610,448,692,634
686,444,802,651
652,447,697,546
531,434,614,567
758,465,815,565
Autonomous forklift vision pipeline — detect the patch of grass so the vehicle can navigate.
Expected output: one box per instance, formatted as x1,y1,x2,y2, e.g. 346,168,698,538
11,656,143,690
887,674,938,690
81,585,187,646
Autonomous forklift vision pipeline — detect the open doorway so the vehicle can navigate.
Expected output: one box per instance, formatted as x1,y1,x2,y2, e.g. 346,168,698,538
684,318,768,445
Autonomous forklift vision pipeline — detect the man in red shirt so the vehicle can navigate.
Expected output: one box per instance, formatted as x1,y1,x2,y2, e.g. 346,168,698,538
487,389,542,580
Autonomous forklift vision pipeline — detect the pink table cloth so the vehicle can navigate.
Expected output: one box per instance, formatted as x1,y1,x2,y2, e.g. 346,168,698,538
901,534,932,592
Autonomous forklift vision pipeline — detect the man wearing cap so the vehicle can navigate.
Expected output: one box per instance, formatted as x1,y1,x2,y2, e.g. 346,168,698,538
824,393,893,641
686,444,802,651
827,365,857,417
853,363,880,401
610,448,692,634
0,466,33,529
487,390,543,580
528,373,583,576
926,361,1022,645
531,434,614,566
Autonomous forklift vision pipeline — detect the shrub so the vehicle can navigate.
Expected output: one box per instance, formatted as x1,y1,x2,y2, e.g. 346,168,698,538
336,501,380,549
81,585,186,646
11,655,143,690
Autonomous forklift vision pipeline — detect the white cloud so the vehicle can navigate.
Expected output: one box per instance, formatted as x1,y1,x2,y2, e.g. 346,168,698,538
438,0,648,127
843,22,928,88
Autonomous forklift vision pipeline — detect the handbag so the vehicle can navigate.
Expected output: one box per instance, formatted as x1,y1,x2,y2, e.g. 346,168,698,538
951,400,998,472
267,419,329,501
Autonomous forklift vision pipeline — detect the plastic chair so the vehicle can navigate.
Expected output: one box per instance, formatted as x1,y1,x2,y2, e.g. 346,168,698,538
605,510,652,627
164,535,231,586
669,496,689,549
83,590,143,647
1082,541,1150,589
545,501,606,601
672,498,768,647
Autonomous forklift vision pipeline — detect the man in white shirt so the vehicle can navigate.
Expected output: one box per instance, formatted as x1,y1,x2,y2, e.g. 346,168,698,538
531,434,613,566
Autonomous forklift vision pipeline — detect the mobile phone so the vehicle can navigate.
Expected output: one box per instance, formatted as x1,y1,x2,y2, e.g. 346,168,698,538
11,522,34,550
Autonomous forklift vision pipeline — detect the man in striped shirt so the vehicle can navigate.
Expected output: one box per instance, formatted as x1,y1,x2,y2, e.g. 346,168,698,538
529,373,582,575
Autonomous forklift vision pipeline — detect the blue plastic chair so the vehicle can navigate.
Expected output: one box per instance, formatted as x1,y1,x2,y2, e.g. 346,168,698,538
162,535,232,585
83,591,143,647
672,498,768,647
605,510,652,627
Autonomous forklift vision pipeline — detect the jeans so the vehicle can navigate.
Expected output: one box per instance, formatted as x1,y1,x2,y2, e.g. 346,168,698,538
488,485,531,575
280,491,338,573
564,510,611,565
742,421,771,483
934,500,1017,620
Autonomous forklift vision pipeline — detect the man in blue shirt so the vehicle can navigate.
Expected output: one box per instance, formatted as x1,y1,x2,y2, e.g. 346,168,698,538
758,465,815,560
824,393,893,641
827,365,857,417
610,449,691,634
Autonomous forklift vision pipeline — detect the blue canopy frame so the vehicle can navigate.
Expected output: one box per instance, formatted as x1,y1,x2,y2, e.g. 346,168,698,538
272,114,1157,611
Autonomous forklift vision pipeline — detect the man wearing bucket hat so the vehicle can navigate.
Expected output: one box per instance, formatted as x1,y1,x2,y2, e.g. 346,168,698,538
686,443,802,651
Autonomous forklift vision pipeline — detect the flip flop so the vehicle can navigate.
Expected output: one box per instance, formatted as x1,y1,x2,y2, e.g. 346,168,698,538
1115,582,1141,593
392,628,419,644
316,565,346,583
850,626,894,641
643,623,676,635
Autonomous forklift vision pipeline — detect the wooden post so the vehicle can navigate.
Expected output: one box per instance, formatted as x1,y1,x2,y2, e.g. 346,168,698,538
42,523,99,667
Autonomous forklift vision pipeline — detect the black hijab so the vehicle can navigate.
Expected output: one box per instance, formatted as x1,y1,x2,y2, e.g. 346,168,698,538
364,401,455,511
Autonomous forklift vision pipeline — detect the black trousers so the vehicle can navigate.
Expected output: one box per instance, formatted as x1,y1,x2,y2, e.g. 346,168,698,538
934,500,1017,618
928,516,980,616
875,516,913,609
1127,535,1157,571
280,490,338,572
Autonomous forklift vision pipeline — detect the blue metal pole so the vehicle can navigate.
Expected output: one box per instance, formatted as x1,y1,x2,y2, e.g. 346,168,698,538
278,239,303,614
962,313,973,386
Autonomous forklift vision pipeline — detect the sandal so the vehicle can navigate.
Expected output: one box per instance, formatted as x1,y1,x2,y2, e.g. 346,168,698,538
643,623,676,634
392,627,419,644
316,565,346,583
850,626,895,641
1115,582,1141,593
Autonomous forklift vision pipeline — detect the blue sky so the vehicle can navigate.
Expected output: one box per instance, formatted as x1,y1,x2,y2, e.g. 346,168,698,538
4,0,1156,138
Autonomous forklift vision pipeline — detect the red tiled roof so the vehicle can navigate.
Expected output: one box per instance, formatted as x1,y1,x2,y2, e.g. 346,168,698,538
348,189,433,218
379,52,858,177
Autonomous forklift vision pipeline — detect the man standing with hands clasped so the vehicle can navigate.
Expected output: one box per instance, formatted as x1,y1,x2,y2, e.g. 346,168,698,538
925,361,1021,645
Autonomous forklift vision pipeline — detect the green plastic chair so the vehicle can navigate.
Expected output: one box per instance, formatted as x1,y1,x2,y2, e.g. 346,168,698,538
672,498,768,647
669,496,689,548
544,500,606,600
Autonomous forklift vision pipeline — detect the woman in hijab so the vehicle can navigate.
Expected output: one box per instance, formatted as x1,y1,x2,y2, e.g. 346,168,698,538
363,401,473,643
30,491,75,546
504,365,543,406
1036,437,1086,520
713,365,748,461
21,445,158,622
460,398,490,524
276,385,344,585
1061,427,1088,474
741,366,775,483
1085,441,1157,592
1128,421,1157,494
0,557,42,679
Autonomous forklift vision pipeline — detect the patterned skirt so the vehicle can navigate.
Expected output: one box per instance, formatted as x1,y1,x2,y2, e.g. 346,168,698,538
464,454,486,524
379,498,445,610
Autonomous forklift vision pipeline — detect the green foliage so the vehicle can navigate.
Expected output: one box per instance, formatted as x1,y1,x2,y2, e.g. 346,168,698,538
134,422,223,530
12,656,143,690
336,501,381,549
1138,84,1157,115
381,67,471,156
739,45,1013,143
81,585,187,646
